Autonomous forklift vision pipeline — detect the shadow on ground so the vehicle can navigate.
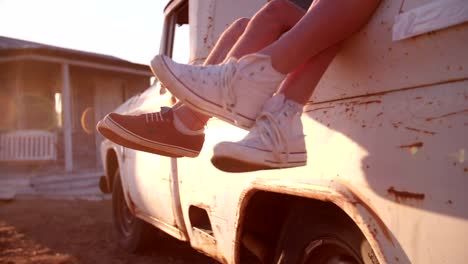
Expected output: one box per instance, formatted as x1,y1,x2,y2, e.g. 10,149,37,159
0,199,217,264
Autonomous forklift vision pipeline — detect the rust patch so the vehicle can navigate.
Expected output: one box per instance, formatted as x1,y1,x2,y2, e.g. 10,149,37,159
426,109,468,121
446,200,453,205
404,127,436,135
215,224,222,234
464,167,467,173
398,142,423,149
194,203,211,212
376,112,383,117
305,106,335,113
203,15,214,46
347,100,361,105
367,223,378,239
346,192,394,244
414,96,422,100
387,187,425,203
357,100,382,106
392,121,403,128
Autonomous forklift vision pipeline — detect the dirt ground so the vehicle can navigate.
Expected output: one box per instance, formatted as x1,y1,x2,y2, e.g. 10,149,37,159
0,199,217,264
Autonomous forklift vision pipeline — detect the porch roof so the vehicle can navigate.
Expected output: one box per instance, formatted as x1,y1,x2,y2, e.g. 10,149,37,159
0,36,152,75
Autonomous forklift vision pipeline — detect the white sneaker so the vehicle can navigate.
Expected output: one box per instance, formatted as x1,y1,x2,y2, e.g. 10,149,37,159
211,94,307,172
151,54,286,129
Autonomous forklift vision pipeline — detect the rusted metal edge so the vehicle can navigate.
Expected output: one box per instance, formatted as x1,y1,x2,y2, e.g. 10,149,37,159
164,0,187,15
136,209,188,241
124,190,188,241
232,179,394,264
305,77,468,108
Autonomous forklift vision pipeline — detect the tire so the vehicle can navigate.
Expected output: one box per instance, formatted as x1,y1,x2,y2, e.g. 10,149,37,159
112,169,156,252
273,201,379,264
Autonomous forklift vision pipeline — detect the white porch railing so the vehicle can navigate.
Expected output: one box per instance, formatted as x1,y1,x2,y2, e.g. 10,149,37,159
0,130,57,161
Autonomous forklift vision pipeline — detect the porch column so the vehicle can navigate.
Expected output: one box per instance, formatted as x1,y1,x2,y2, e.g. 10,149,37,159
14,61,24,129
61,63,73,172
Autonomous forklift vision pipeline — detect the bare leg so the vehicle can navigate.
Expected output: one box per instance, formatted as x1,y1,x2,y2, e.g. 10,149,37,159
169,0,380,129
174,18,250,130
260,0,380,74
204,18,250,66
215,0,377,105
175,0,307,130
272,0,379,104
279,44,340,105
226,0,305,60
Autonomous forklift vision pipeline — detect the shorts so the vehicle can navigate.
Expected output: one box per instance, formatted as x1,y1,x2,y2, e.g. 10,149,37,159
289,0,313,10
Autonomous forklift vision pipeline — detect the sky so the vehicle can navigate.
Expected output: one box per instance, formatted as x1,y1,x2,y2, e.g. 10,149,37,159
0,0,187,65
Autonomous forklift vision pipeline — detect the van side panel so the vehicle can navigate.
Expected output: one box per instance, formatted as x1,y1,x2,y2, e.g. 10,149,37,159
188,0,266,64
311,0,468,103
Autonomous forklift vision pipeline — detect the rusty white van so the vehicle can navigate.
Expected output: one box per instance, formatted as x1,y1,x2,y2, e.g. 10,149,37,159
99,0,468,263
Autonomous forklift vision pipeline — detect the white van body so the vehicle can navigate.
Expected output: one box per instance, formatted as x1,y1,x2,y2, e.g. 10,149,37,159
100,0,468,263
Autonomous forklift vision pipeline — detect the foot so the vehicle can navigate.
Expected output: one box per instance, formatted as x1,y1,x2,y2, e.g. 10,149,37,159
151,53,286,129
211,94,307,172
97,107,205,158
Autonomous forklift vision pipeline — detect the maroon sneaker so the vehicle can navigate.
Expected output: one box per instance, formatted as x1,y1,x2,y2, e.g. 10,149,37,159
97,107,204,158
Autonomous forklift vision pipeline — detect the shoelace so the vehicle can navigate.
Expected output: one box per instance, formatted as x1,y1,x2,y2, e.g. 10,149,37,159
219,60,238,112
256,112,289,167
186,61,239,122
190,61,239,119
145,111,166,123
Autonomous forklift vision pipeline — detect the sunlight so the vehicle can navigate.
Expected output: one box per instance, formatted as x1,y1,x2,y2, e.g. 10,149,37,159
173,24,190,63
80,107,95,135
457,149,465,164
54,92,62,128
0,0,168,64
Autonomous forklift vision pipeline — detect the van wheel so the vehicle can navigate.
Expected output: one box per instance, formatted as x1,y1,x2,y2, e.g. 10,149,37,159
273,202,379,264
112,169,155,252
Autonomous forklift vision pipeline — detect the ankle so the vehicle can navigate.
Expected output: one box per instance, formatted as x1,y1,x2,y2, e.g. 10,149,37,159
263,93,304,115
257,50,289,75
174,108,208,131
283,96,304,112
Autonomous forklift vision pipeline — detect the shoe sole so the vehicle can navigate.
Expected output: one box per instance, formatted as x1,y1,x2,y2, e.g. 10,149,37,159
97,116,200,158
151,55,255,130
211,144,306,173
211,156,307,173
